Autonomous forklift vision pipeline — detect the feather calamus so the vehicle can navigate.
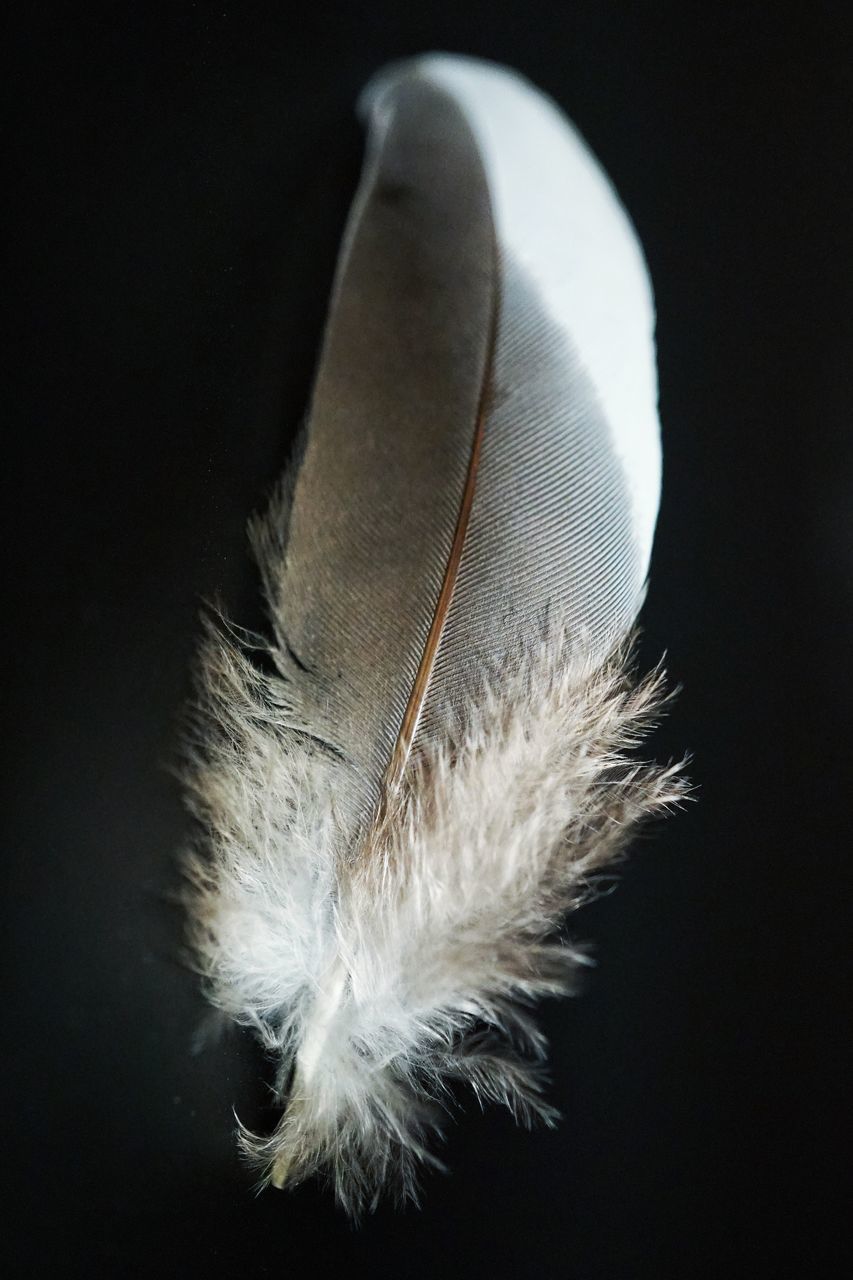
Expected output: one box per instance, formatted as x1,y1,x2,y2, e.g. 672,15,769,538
182,54,684,1213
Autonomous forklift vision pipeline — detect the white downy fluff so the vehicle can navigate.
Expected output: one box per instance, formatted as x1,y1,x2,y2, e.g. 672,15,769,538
183,605,684,1214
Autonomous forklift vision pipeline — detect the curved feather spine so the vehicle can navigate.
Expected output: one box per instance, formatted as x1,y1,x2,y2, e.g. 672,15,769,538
383,247,501,794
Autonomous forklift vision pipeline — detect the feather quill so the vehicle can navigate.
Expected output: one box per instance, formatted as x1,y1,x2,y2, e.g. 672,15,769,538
182,54,684,1213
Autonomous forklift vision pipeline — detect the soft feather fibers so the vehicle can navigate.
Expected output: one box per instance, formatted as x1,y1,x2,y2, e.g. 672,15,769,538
182,577,683,1214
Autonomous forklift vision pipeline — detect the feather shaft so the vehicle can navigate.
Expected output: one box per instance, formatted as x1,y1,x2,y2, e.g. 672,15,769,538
384,256,500,794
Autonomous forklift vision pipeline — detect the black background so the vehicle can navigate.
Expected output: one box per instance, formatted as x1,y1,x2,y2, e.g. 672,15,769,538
5,3,852,1276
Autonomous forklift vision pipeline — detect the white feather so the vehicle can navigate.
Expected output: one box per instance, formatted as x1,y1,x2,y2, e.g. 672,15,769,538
182,54,682,1215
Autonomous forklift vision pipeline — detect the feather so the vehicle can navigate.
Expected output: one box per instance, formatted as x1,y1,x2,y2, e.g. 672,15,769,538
181,53,685,1214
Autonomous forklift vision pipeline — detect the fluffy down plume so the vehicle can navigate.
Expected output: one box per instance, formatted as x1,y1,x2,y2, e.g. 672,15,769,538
183,597,684,1214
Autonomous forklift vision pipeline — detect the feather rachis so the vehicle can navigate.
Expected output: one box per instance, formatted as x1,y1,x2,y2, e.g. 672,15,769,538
384,237,500,793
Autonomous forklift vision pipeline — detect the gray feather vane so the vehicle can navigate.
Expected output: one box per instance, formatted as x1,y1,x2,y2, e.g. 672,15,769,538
182,53,685,1213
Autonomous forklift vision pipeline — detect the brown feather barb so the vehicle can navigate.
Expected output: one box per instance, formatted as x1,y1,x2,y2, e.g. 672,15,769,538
182,53,685,1214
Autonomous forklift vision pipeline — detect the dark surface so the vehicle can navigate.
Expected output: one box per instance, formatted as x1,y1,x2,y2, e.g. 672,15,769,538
5,4,851,1276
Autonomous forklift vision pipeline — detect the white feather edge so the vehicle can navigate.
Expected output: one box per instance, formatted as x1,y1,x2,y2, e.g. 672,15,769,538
363,54,662,580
